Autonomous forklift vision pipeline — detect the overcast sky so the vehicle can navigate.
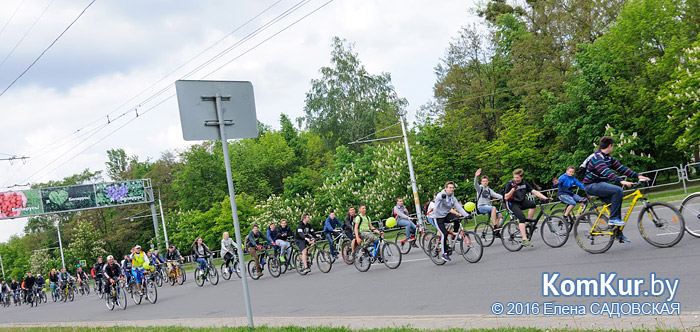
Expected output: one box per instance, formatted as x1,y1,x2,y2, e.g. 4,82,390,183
0,0,480,242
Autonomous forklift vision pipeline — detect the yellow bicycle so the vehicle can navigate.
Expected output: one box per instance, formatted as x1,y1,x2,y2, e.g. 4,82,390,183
573,181,684,254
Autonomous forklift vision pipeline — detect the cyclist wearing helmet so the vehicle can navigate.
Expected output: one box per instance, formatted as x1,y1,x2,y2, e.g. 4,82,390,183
102,255,122,294
129,245,150,294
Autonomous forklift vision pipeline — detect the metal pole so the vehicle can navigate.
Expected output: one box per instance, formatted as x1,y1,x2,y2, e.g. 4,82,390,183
0,253,5,278
147,186,162,251
681,164,687,194
399,112,423,223
158,191,170,248
56,220,66,270
214,92,254,327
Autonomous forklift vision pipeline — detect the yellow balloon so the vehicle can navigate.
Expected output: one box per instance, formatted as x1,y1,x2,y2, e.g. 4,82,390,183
385,217,397,228
465,202,476,212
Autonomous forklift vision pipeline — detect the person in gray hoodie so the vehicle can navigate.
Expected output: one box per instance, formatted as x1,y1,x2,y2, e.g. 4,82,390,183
433,181,470,261
393,198,417,243
474,168,503,230
220,232,238,271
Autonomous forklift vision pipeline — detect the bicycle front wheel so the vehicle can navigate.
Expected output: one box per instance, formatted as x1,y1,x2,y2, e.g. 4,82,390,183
680,193,700,238
460,231,483,263
573,212,614,254
394,231,411,254
208,266,219,285
194,268,205,287
117,286,127,310
638,202,685,248
500,222,523,252
146,280,157,304
106,293,115,311
353,247,371,272
381,241,402,269
426,235,446,266
474,222,495,247
268,257,281,278
540,216,569,248
220,263,232,280
341,241,354,265
315,250,333,273
248,260,262,280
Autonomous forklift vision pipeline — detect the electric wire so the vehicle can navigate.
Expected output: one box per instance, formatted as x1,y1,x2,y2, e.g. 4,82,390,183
0,0,27,39
0,0,56,71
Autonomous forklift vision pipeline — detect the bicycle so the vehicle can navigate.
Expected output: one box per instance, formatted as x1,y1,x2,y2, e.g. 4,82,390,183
78,279,90,296
573,181,685,254
500,199,570,251
321,229,354,265
94,277,105,299
150,264,166,287
247,245,283,280
353,232,402,272
35,285,47,304
1,292,10,307
395,217,435,255
194,256,219,287
293,239,333,275
426,216,483,265
128,268,157,305
167,261,186,285
50,283,60,302
12,290,22,306
550,196,604,232
473,201,513,247
60,281,75,302
680,191,700,237
105,277,127,311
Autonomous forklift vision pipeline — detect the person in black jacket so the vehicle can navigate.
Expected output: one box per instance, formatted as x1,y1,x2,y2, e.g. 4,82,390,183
343,206,357,256
102,255,122,294
93,257,106,294
22,272,36,303
192,237,212,272
295,213,320,274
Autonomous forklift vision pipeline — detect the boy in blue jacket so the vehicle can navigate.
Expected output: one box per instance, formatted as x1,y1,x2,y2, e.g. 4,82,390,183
558,166,585,221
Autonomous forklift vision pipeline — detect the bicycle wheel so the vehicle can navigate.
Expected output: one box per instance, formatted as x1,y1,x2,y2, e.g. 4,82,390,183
316,250,333,273
474,222,495,247
421,230,435,255
68,289,74,302
353,247,372,272
117,286,127,310
540,216,569,248
427,235,446,266
51,290,57,302
268,257,281,278
394,231,411,255
177,266,186,284
146,280,157,304
248,260,262,280
131,283,142,305
194,268,205,287
500,222,523,252
381,241,402,269
341,241,354,265
155,273,163,288
208,265,219,285
460,231,483,263
106,293,115,310
573,211,614,254
680,193,700,238
221,263,232,280
294,253,306,275
638,202,685,248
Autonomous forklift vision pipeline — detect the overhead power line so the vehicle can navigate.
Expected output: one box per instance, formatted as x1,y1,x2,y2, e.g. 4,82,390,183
0,0,27,39
0,0,97,97
0,0,57,71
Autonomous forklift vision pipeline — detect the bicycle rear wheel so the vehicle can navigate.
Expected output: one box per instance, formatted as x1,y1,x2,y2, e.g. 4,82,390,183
427,235,446,265
294,253,306,275
573,212,614,254
381,242,402,269
540,216,569,248
268,257,282,278
315,250,333,273
638,202,685,248
460,231,483,263
194,268,205,287
177,266,185,285
353,247,372,272
421,230,435,255
680,193,700,238
248,260,262,280
394,231,411,254
500,222,523,252
474,222,495,247
208,265,219,285
341,241,354,265
221,263,232,280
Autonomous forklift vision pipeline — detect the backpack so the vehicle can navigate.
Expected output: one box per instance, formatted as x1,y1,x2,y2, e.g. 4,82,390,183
577,153,596,180
422,201,430,215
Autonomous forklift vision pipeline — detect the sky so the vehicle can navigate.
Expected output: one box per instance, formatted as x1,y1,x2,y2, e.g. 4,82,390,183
0,0,481,242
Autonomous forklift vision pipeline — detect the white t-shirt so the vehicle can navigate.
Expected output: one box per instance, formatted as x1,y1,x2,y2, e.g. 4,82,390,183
427,201,436,218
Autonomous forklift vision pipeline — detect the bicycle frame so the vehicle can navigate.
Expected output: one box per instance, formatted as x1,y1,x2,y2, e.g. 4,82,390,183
590,189,645,235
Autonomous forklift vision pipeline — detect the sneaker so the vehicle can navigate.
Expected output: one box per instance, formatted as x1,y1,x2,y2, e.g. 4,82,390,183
302,267,311,274
619,235,631,243
522,239,533,248
609,219,625,226
279,256,286,262
441,253,451,261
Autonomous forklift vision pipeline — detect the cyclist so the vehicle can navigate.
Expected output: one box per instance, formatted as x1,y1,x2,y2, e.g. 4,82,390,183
48,270,59,297
9,279,20,305
246,224,272,277
354,204,382,250
504,169,552,247
0,280,9,303
150,249,165,276
22,272,36,303
123,254,134,284
433,182,472,261
102,255,122,295
583,136,650,242
75,266,89,291
557,166,586,223
323,211,343,259
266,224,279,257
35,274,45,296
425,192,439,228
275,219,293,263
343,207,357,255
129,245,150,294
192,237,212,273
58,268,73,294
165,245,183,276
474,168,503,233
92,257,106,294
296,213,319,274
393,198,417,246
220,232,238,272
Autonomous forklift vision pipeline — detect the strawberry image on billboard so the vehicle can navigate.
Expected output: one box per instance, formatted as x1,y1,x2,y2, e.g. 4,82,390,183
0,189,43,219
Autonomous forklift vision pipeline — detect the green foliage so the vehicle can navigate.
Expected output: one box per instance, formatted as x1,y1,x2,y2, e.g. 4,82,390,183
65,219,107,266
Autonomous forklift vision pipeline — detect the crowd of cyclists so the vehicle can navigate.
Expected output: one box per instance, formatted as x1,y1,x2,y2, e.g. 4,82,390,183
0,135,675,309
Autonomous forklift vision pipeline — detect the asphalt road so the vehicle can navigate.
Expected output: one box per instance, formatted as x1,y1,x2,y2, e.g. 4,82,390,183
1,206,699,324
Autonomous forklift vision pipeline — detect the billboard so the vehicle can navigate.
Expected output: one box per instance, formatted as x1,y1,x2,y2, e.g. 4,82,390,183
0,179,150,220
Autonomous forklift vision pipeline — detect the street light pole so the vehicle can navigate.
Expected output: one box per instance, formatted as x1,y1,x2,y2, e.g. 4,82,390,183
398,112,423,223
56,219,66,270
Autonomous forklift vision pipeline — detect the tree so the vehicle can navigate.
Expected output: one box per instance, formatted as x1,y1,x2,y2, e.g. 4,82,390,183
304,37,406,150
66,219,107,266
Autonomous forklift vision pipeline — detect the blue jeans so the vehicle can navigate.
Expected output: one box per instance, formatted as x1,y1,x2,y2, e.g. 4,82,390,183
427,217,436,228
585,182,623,220
559,193,584,206
196,257,207,270
324,231,338,256
397,218,416,238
